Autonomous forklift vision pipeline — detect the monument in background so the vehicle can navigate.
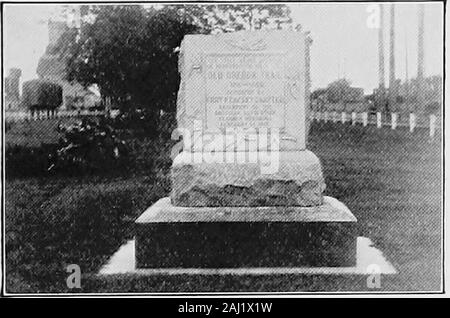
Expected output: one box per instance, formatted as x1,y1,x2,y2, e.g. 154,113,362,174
134,30,358,268
36,19,100,110
5,68,22,110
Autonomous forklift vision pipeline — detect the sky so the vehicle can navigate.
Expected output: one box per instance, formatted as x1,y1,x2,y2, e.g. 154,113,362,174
3,2,444,94
289,2,443,92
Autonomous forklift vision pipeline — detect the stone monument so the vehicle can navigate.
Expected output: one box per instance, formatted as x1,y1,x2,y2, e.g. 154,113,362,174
135,30,357,268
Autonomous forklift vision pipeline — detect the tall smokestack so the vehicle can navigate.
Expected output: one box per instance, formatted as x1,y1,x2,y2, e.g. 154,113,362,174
378,4,385,91
389,3,396,106
405,30,409,98
417,4,425,108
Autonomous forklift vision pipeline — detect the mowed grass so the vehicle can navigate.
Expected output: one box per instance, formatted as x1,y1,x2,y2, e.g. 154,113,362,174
309,122,442,292
4,121,442,293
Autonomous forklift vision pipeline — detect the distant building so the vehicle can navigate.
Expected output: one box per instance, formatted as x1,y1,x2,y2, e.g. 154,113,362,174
4,68,22,110
36,19,100,110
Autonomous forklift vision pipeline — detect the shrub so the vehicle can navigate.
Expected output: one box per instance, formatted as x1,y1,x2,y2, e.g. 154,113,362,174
48,118,130,175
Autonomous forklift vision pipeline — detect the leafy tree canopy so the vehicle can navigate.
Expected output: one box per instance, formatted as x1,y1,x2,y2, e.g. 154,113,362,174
168,4,292,33
56,4,293,133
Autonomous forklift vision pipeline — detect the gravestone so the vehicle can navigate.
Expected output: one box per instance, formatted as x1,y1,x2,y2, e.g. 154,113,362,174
172,31,322,207
135,30,357,268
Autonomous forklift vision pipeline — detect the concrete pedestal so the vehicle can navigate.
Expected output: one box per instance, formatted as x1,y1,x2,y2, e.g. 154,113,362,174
135,196,357,268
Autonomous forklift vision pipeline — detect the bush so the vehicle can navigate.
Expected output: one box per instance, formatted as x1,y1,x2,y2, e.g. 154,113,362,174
5,115,177,179
6,118,132,178
48,118,130,175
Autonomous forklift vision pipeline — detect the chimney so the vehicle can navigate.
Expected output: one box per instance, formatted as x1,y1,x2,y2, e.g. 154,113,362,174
417,4,425,107
389,3,396,105
378,4,385,91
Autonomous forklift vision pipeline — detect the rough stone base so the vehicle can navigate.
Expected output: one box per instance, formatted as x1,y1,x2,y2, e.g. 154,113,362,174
135,196,357,268
171,150,325,207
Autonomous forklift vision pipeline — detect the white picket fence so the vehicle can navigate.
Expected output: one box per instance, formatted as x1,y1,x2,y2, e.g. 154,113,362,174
6,109,440,138
311,111,440,138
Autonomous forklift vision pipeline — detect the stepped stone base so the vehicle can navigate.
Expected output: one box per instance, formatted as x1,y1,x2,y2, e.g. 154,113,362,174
171,150,325,207
135,196,357,268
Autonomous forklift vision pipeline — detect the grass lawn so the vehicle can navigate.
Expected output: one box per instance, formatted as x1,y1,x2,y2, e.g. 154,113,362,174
4,122,442,293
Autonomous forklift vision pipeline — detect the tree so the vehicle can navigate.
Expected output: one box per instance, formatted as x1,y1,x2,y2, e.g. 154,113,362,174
57,4,293,134
168,4,292,33
326,79,352,103
56,5,198,134
22,80,63,115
